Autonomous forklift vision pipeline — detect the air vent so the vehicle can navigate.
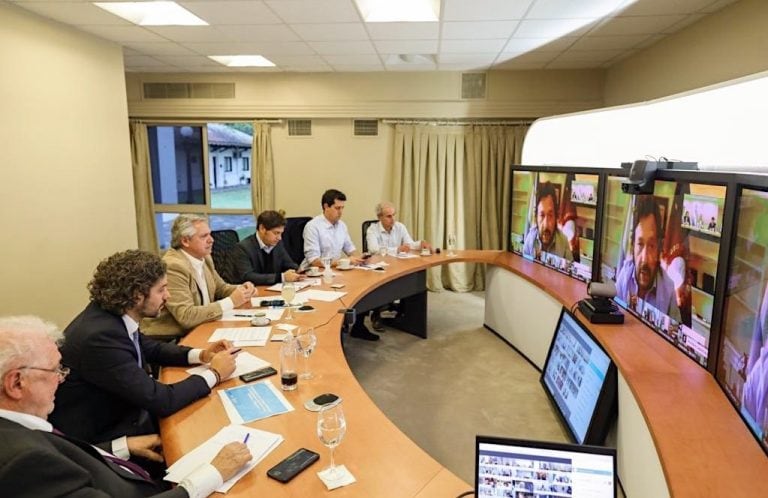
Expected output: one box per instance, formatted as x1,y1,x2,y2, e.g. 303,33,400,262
143,82,235,99
353,119,378,136
461,73,486,99
288,119,312,136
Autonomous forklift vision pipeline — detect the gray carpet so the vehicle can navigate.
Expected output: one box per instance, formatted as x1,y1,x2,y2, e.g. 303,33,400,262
345,290,569,485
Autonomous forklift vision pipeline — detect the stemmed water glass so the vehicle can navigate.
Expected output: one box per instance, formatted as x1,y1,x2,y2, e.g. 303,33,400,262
296,327,317,380
317,402,346,479
447,232,457,257
281,278,296,321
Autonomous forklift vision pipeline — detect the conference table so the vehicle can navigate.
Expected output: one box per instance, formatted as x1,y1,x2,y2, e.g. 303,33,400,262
160,250,768,498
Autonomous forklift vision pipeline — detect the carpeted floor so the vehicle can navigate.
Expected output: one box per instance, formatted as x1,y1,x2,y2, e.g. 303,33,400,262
344,290,569,485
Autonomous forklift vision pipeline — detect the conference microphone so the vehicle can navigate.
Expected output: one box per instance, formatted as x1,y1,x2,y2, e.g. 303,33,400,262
338,308,356,327
587,280,617,299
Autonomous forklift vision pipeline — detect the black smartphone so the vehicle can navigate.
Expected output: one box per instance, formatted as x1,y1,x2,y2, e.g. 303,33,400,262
239,366,277,383
266,448,320,483
260,299,285,307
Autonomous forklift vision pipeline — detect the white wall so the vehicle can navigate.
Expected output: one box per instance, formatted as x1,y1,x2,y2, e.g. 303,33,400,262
0,3,136,327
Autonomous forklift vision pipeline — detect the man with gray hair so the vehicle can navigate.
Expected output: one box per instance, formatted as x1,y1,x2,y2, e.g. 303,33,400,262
143,214,256,338
0,315,252,497
366,201,431,255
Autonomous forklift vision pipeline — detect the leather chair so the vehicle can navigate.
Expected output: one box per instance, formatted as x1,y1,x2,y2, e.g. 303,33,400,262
361,219,378,253
283,216,312,266
211,229,240,284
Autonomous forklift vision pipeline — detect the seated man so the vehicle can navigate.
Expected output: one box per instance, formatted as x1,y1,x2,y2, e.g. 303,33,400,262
50,250,239,444
0,315,251,497
232,210,302,285
143,214,256,338
302,189,377,341
523,182,574,262
365,201,431,330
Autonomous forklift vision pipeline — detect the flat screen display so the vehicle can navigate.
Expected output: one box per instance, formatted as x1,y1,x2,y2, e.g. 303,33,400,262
599,176,726,367
510,170,599,282
717,187,768,454
541,308,617,445
476,435,617,498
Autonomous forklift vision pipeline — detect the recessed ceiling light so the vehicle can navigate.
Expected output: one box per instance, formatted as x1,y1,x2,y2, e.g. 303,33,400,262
385,54,435,65
93,1,207,26
355,0,439,22
209,55,276,68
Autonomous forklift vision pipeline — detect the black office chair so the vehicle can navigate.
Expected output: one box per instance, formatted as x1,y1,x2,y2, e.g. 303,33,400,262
361,219,378,253
283,216,312,266
211,229,240,284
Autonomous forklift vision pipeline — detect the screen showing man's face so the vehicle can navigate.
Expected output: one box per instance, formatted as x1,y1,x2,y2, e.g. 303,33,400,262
536,195,557,249
633,213,660,294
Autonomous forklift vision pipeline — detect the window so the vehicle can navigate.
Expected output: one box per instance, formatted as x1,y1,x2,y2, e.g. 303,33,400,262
147,122,255,250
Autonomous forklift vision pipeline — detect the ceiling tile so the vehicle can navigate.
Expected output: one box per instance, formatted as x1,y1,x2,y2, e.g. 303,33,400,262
662,13,705,33
184,41,313,55
443,0,533,21
590,14,687,36
515,18,598,38
268,55,329,65
292,23,368,41
496,51,559,64
555,49,624,62
282,64,333,72
123,41,198,56
385,62,437,71
440,39,507,54
323,54,382,65
144,26,229,43
437,62,492,71
77,25,168,43
438,53,499,64
179,1,284,24
618,0,714,16
374,40,438,54
125,66,186,73
526,0,627,19
502,36,578,53
123,55,167,67
264,0,361,23
699,0,740,13
442,21,519,40
219,24,300,42
309,40,376,55
154,55,223,67
366,22,439,40
568,34,651,51
330,64,384,72
15,2,132,26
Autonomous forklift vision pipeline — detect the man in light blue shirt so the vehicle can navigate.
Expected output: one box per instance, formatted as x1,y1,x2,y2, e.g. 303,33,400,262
301,189,364,270
366,201,431,255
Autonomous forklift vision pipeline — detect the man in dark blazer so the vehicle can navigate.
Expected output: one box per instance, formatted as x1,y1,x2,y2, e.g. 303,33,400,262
0,315,251,497
50,250,239,444
232,210,303,285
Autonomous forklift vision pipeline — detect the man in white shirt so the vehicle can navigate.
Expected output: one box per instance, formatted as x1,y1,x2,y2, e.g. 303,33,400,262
366,201,431,255
0,315,251,497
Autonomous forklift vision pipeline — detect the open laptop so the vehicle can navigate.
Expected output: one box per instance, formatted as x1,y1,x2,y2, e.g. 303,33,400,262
475,435,616,498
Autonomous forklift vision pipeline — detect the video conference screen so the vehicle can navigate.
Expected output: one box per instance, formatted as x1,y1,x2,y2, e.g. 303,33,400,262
599,177,726,367
541,308,616,445
510,170,599,282
717,187,768,454
476,436,616,498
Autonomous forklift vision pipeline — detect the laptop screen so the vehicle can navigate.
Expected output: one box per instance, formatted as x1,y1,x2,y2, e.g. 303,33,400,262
475,436,616,498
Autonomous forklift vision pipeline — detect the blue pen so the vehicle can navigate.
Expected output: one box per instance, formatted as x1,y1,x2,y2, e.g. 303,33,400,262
243,433,250,444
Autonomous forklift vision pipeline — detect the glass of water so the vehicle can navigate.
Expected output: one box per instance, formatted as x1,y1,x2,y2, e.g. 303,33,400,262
297,327,317,380
317,402,346,479
447,232,457,257
281,279,296,320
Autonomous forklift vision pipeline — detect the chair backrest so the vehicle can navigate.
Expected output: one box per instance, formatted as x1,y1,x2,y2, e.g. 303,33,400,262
211,229,240,284
361,219,378,253
283,216,312,265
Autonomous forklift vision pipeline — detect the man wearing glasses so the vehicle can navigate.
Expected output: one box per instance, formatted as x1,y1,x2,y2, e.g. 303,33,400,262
232,210,302,285
50,250,239,446
0,315,252,496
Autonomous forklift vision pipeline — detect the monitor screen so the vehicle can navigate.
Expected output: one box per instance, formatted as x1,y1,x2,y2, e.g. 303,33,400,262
717,186,768,454
510,170,600,282
476,435,617,498
541,308,617,445
599,176,727,367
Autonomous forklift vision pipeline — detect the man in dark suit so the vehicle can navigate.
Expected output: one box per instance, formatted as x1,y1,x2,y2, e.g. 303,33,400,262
232,210,302,285
0,315,251,497
50,250,239,444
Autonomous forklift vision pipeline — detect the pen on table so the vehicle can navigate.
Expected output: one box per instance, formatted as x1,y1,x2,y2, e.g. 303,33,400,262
230,348,242,355
243,433,250,444
233,314,253,317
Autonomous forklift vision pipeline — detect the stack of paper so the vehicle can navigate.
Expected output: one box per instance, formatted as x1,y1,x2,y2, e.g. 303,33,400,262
186,352,270,381
209,327,271,347
165,424,283,492
218,380,294,424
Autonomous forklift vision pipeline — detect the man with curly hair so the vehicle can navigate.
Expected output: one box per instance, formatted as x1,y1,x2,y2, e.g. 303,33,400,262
50,250,240,447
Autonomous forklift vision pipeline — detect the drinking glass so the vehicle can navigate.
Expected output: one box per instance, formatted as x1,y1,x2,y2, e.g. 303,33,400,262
281,280,296,320
297,327,317,380
447,233,457,257
279,335,299,391
378,235,387,257
317,402,346,479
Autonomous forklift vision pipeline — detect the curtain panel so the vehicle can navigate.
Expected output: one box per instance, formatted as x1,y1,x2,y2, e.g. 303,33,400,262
129,121,159,253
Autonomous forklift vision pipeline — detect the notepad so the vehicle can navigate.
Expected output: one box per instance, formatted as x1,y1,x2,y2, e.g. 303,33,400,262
218,380,294,424
209,327,271,347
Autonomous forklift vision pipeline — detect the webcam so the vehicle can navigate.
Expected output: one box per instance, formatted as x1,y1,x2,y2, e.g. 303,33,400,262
621,160,657,195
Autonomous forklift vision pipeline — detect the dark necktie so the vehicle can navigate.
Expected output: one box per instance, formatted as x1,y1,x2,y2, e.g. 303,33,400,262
131,330,143,368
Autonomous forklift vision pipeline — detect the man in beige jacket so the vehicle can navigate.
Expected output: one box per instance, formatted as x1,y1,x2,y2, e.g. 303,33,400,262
143,214,256,338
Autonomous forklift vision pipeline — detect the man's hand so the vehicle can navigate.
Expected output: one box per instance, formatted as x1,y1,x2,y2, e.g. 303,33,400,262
282,269,303,282
210,349,238,383
210,442,252,481
201,340,233,363
230,283,256,307
127,434,164,463
397,244,411,254
420,241,432,250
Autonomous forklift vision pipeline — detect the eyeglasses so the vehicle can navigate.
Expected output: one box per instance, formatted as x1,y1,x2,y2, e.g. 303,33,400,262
19,364,70,383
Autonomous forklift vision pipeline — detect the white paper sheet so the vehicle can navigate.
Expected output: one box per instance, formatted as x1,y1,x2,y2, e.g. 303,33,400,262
218,380,294,424
186,351,270,381
265,281,313,292
209,327,271,347
165,424,283,493
297,289,347,302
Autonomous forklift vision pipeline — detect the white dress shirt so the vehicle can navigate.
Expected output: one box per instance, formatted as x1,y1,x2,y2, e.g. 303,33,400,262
366,221,419,253
301,214,356,268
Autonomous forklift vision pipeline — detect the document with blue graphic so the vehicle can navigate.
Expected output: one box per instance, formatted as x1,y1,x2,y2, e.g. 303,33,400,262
218,380,294,424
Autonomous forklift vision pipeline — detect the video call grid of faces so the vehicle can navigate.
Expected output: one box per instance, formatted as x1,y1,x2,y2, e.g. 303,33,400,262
478,452,574,498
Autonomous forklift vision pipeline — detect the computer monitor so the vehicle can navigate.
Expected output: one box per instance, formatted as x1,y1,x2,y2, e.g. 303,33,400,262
541,308,617,445
599,175,727,368
510,168,600,282
476,435,617,498
717,185,768,455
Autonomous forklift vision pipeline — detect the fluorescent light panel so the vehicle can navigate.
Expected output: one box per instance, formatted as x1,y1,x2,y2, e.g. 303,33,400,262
93,1,207,26
209,55,275,67
355,0,439,22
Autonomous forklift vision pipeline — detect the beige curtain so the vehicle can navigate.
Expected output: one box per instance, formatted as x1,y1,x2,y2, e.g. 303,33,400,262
250,122,275,213
392,123,528,291
129,121,159,253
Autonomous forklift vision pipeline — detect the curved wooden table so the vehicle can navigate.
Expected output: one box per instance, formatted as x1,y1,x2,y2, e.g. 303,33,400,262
160,250,768,497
